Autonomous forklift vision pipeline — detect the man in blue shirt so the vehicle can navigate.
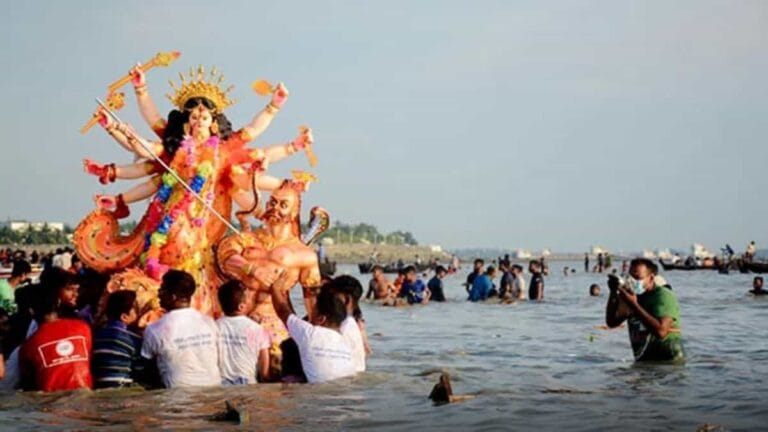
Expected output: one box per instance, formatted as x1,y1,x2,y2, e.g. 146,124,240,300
400,266,430,304
92,290,143,388
468,266,496,302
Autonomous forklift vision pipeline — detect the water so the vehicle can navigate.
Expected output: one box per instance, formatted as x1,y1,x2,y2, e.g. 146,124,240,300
1,262,767,431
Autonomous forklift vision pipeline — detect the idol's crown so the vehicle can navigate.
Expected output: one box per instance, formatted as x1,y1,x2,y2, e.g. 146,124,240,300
166,65,235,111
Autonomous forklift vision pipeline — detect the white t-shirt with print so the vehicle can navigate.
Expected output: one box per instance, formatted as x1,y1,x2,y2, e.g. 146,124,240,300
340,316,366,372
286,314,355,383
216,315,271,385
141,308,221,388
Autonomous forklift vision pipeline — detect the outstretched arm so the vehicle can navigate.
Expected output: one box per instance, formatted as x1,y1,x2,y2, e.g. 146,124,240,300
99,113,162,159
263,127,314,164
299,259,322,322
242,82,289,141
271,271,296,325
130,64,166,137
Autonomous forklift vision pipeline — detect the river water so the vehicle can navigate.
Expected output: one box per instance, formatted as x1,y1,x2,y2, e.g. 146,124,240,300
1,262,766,431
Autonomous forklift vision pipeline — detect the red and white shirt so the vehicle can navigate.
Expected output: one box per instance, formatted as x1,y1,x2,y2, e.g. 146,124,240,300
21,319,93,392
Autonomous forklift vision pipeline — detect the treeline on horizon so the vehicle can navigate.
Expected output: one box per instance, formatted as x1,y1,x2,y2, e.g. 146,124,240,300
0,220,419,247
0,223,74,245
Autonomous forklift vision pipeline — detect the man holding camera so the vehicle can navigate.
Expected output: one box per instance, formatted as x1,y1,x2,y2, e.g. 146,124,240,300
605,258,685,363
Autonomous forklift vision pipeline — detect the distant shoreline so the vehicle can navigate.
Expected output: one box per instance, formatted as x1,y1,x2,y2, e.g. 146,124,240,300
0,243,628,265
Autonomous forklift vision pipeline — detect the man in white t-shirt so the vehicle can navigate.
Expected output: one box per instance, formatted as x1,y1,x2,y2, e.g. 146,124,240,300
141,270,221,388
327,275,368,373
216,280,270,385
511,264,527,300
271,276,355,383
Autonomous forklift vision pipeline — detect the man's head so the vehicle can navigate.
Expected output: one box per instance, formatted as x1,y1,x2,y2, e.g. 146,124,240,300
473,259,484,272
629,258,659,292
511,264,523,276
589,284,601,296
404,266,417,283
10,259,31,281
159,270,196,310
106,290,138,325
311,286,347,329
753,276,763,291
327,275,364,316
32,287,60,322
499,260,510,271
529,260,542,274
435,266,447,279
261,180,302,236
218,280,253,317
40,267,79,308
486,266,497,279
372,265,384,278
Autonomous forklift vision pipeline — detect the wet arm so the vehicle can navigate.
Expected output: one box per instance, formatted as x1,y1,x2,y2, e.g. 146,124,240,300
626,301,674,339
299,262,321,322
271,273,296,324
257,348,270,382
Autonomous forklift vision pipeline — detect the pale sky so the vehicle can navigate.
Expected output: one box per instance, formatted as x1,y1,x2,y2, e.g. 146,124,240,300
0,0,766,252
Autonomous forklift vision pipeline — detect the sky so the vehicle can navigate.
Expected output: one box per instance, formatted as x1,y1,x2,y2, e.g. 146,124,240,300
0,0,766,252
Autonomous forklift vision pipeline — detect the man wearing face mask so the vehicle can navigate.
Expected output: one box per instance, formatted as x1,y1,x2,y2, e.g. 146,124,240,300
605,258,685,363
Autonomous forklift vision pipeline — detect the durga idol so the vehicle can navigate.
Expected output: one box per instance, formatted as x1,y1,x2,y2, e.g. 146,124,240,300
75,64,313,314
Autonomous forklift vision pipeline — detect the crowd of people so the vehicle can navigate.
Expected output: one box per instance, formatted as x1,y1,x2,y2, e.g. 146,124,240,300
0,259,371,393
1,248,765,394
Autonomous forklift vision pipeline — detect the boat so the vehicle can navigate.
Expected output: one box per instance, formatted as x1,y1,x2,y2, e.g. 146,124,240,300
358,262,431,274
739,261,768,274
658,259,718,271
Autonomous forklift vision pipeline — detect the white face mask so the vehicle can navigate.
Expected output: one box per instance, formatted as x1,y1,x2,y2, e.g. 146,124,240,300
633,278,646,295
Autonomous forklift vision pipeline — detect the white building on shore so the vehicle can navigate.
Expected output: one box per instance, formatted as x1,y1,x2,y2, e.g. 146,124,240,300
0,220,65,232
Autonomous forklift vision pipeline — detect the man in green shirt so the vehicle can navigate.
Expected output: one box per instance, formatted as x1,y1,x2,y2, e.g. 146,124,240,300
0,260,32,312
605,258,684,363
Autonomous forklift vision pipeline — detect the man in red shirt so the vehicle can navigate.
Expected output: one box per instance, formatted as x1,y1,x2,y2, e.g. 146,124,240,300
20,289,92,392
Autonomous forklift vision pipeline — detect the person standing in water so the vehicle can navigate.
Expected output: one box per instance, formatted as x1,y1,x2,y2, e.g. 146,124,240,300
749,276,766,296
605,258,685,363
528,260,545,300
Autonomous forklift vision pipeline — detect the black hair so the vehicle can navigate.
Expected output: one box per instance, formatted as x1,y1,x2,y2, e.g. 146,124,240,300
31,288,60,320
106,290,137,322
589,284,601,296
372,265,384,273
629,258,658,275
218,280,247,316
512,264,523,272
11,260,31,278
76,269,109,310
486,265,496,274
754,276,763,283
435,265,447,274
403,265,416,274
39,267,76,293
162,97,234,158
328,275,364,320
328,275,363,300
474,258,484,266
161,270,196,300
315,286,347,327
